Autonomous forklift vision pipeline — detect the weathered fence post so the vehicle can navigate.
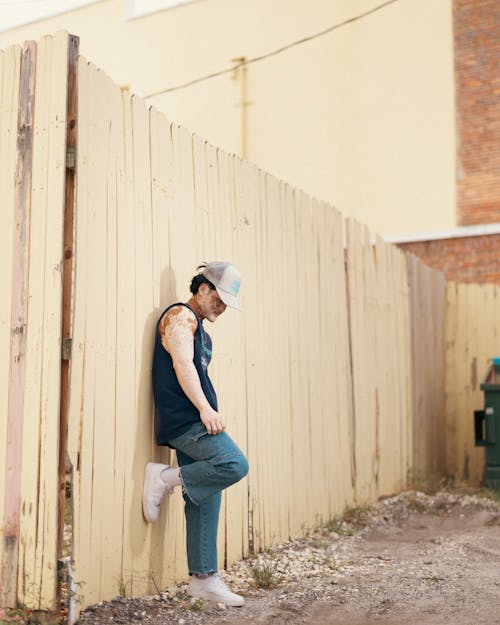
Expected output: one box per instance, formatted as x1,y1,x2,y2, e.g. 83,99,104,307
57,33,79,617
0,40,36,609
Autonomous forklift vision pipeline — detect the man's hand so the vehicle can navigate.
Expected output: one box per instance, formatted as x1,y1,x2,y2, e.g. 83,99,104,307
199,405,226,435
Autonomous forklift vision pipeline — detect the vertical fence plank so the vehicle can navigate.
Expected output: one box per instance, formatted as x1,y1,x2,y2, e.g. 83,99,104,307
252,170,274,549
16,31,68,609
0,44,22,602
57,32,78,580
231,157,260,554
408,255,446,480
0,41,33,609
275,181,294,539
67,55,90,607
120,85,154,595
396,245,412,483
89,64,109,600
286,187,307,538
395,244,412,486
99,66,120,601
445,282,458,478
148,107,177,590
0,52,21,532
0,32,70,609
214,148,249,569
346,220,377,504
374,236,390,492
273,180,293,542
333,211,355,511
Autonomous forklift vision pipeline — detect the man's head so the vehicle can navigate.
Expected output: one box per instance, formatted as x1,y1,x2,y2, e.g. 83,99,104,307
189,262,241,322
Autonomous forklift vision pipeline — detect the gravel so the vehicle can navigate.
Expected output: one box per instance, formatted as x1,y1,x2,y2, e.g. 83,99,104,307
77,489,500,625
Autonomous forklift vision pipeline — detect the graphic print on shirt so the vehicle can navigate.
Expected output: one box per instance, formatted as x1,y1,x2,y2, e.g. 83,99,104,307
200,329,212,371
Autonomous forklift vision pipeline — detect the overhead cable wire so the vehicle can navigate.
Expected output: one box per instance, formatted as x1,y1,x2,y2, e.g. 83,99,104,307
144,0,399,99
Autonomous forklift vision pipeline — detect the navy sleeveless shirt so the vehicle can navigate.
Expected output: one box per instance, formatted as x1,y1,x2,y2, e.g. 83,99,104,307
152,303,218,445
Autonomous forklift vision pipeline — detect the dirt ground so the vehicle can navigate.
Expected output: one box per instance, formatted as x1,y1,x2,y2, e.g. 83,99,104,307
78,490,500,625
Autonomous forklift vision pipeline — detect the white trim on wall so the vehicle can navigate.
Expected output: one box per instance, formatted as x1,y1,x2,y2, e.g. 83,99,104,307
384,223,500,244
124,0,196,20
0,0,103,33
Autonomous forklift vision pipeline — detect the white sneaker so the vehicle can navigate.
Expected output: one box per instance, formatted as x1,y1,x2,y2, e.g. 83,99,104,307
189,573,245,607
142,462,172,523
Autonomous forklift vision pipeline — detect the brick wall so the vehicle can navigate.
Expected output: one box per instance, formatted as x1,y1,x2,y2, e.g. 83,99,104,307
397,234,500,283
454,0,500,225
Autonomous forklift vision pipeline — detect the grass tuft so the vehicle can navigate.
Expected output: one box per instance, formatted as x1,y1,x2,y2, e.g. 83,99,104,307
325,504,370,536
186,598,204,610
250,559,283,589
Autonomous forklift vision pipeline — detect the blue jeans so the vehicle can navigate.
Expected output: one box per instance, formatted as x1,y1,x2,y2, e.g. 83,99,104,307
167,421,248,575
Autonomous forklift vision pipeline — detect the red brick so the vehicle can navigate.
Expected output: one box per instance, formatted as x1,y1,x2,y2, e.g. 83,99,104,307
397,234,500,283
454,0,500,225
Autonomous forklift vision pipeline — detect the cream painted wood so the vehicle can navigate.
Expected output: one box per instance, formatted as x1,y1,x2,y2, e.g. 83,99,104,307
69,63,157,603
149,108,182,590
278,182,297,539
2,28,484,615
17,32,68,609
0,39,460,612
66,55,88,606
212,147,249,568
1,41,446,610
445,283,500,486
346,219,377,504
131,91,162,595
408,255,446,479
0,45,21,576
231,157,260,553
0,43,23,608
345,222,414,504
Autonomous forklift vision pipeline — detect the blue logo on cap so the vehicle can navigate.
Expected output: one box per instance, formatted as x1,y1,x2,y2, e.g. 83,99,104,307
230,279,240,295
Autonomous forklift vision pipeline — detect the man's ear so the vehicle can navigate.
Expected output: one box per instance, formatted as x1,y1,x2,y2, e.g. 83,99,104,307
198,283,210,296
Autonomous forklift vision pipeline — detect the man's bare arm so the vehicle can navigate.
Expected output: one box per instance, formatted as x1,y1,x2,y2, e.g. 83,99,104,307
161,306,225,434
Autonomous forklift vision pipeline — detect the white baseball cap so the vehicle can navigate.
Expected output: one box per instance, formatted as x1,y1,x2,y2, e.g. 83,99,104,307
201,261,242,310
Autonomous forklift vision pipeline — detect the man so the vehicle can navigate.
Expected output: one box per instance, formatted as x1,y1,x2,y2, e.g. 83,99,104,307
142,261,248,607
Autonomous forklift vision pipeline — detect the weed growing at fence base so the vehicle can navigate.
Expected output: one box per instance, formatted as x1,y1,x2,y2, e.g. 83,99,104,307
0,608,61,625
0,609,30,625
407,469,448,495
324,505,370,536
250,559,283,589
186,598,204,611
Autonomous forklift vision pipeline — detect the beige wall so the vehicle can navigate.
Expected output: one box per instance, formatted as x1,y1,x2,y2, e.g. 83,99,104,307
0,0,456,236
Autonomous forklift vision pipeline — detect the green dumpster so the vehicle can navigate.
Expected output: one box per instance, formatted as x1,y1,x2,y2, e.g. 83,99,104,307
474,358,500,490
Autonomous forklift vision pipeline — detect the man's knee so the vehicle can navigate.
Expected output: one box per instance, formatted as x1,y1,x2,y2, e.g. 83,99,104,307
226,453,248,484
235,454,249,481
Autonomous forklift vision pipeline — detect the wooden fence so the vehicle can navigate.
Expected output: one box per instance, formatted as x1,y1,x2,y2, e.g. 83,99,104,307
408,256,447,478
0,31,484,616
445,282,500,485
